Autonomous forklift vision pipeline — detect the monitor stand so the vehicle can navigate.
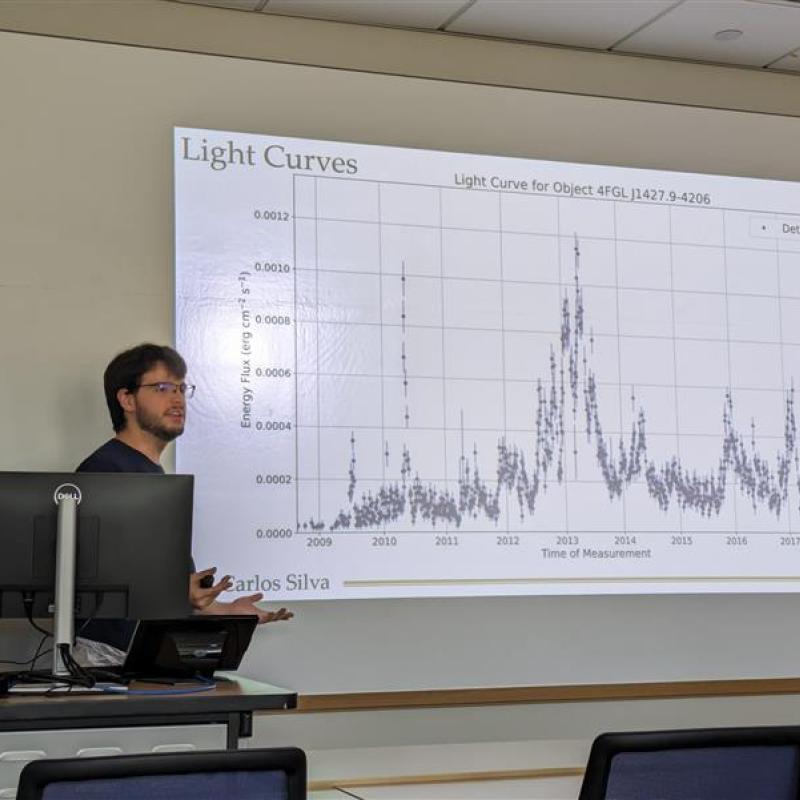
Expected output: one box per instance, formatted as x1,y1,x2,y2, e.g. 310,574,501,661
8,494,82,694
52,494,78,678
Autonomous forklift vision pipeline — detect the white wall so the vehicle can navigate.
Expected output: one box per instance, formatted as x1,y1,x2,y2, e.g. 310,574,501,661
2,16,800,696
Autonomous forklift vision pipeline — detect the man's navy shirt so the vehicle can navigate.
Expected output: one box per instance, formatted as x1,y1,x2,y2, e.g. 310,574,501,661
77,438,164,474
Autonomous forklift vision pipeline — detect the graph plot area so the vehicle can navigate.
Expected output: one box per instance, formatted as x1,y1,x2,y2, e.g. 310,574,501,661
294,176,799,538
174,127,800,599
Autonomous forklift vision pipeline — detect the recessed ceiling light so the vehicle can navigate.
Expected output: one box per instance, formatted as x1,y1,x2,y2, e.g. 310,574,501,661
713,28,744,41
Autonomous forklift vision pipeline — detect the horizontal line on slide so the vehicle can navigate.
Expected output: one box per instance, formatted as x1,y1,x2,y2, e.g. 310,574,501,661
344,575,800,587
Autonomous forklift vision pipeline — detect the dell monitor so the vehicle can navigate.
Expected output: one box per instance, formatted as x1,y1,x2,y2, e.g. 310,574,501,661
0,472,194,676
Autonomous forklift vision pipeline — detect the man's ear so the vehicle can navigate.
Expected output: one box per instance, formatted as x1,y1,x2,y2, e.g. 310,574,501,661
117,387,136,415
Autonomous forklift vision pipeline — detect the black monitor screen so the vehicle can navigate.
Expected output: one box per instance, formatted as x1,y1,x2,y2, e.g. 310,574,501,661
0,472,193,620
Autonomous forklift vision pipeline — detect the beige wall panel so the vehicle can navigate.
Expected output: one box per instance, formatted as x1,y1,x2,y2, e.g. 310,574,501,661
2,30,800,693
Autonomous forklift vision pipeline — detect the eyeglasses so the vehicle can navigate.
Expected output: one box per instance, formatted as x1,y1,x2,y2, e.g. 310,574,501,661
136,381,196,398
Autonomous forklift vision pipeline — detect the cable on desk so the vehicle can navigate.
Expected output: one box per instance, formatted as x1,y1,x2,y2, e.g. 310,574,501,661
103,675,217,696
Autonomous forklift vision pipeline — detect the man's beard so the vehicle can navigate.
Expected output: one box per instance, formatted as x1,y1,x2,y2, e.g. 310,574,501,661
136,406,184,442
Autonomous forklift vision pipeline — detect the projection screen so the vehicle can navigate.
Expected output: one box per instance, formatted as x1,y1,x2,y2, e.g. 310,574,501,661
175,126,800,601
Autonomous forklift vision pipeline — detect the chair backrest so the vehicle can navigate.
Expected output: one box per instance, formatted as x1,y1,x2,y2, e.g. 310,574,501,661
579,727,800,800
16,747,306,800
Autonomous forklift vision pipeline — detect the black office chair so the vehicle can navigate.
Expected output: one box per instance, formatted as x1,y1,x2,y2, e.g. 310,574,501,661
579,726,800,800
17,747,306,800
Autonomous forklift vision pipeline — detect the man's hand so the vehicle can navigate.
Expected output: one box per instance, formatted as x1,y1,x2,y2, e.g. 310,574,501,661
203,593,294,625
190,567,293,624
227,593,294,624
189,567,233,611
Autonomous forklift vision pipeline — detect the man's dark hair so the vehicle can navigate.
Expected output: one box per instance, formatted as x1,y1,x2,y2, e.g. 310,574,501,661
104,344,187,432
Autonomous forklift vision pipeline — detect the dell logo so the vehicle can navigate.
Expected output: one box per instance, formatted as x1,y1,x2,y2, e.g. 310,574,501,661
53,483,82,506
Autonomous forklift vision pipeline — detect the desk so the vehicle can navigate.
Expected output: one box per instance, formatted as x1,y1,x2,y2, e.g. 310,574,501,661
0,675,295,798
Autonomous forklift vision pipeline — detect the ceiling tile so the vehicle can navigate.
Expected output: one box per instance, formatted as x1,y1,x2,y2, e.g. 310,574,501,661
767,49,800,71
262,1,469,30
616,0,800,66
173,0,262,10
446,0,677,49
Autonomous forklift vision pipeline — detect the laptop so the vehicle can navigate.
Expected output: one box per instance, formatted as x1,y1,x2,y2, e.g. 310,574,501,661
110,615,259,681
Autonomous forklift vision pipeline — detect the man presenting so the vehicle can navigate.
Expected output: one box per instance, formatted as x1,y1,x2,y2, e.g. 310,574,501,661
77,343,292,656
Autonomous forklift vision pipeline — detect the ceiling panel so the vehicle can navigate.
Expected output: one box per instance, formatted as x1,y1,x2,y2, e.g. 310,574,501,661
768,49,800,71
170,0,800,74
262,0,469,30
616,0,800,66
174,0,261,10
446,0,677,49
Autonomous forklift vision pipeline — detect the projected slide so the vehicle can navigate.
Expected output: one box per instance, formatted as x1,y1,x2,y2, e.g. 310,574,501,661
175,126,800,599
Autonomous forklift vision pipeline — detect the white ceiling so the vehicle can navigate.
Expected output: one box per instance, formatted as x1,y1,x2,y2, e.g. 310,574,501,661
174,0,800,73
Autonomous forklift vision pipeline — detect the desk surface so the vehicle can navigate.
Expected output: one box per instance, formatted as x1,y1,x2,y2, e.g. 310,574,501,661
0,674,296,726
